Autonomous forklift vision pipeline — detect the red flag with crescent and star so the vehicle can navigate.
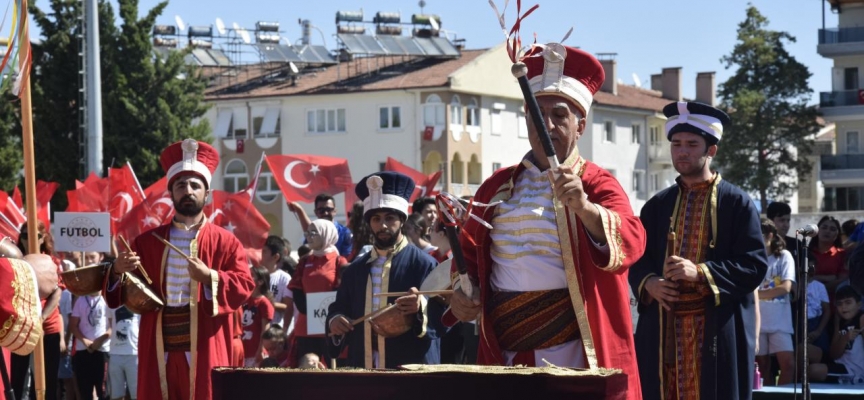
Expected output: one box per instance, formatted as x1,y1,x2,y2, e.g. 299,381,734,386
205,190,270,264
115,177,173,241
265,154,353,203
66,172,108,213
0,191,25,240
108,163,146,226
383,157,442,202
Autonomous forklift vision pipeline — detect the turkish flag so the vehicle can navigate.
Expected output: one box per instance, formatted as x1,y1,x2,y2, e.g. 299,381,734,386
115,178,173,241
66,172,109,213
0,191,25,240
422,126,434,141
265,155,353,203
108,164,145,227
35,180,59,230
384,157,441,202
205,190,270,264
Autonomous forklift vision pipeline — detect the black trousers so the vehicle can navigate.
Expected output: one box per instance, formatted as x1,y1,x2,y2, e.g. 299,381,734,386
11,332,60,400
72,350,106,400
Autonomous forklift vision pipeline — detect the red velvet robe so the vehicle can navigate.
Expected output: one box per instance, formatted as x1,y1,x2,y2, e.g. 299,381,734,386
458,156,646,400
103,221,254,400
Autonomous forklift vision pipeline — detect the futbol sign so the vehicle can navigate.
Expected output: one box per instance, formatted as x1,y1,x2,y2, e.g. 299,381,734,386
53,212,111,252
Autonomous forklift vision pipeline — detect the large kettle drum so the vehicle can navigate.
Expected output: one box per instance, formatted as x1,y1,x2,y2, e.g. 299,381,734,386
120,273,164,314
61,263,110,296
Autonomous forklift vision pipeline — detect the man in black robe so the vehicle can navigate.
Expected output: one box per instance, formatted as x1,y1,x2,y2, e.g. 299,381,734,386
327,172,442,368
629,101,768,400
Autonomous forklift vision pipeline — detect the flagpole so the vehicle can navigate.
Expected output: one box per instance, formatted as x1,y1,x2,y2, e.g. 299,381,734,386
18,1,46,398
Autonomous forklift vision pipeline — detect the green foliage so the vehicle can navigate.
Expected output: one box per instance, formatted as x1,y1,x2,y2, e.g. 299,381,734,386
7,0,211,210
717,5,821,211
0,92,23,191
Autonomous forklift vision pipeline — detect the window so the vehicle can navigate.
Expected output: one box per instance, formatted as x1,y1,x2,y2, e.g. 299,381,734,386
466,99,479,127
256,165,281,203
423,94,445,126
517,112,528,139
450,96,463,125
491,109,502,136
231,107,248,138
845,67,859,90
649,173,659,192
649,126,661,145
254,107,281,137
215,109,233,138
306,108,346,133
847,131,860,153
379,106,401,130
223,159,248,193
604,121,615,143
632,170,645,192
492,162,502,171
631,124,642,144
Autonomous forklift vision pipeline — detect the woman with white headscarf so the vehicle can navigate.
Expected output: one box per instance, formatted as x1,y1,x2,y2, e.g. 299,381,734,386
288,219,348,367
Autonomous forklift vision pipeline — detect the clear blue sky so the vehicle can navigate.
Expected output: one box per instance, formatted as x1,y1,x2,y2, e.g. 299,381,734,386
30,0,837,103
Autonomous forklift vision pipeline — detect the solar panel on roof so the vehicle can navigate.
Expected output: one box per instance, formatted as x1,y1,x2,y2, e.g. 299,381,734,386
192,48,218,66
256,44,286,62
414,38,443,56
183,53,198,65
394,36,427,56
375,35,403,55
152,47,171,59
275,45,304,62
207,49,232,66
356,35,388,55
337,34,366,54
298,45,336,64
430,37,460,56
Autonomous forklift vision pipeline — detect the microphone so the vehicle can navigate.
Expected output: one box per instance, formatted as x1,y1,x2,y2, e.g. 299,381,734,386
796,224,818,238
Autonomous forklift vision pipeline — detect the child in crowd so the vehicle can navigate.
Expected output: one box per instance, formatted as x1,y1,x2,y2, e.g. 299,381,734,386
69,291,111,400
809,286,864,383
296,353,326,370
107,305,140,400
259,324,289,368
806,264,832,356
756,218,796,385
242,267,274,367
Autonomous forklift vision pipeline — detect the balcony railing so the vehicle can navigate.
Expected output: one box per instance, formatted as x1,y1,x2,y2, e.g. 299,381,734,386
819,27,864,45
820,90,864,107
821,154,864,170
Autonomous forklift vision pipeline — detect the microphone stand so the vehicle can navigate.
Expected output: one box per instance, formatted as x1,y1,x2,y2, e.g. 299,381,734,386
795,232,811,400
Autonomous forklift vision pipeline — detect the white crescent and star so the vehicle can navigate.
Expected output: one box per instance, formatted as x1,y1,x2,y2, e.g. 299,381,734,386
110,192,134,221
283,161,321,189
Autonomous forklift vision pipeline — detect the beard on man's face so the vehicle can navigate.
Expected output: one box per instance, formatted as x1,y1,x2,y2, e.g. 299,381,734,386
373,228,399,249
173,194,205,217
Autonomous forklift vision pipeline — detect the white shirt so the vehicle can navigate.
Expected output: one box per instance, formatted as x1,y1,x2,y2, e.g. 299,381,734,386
806,280,829,320
758,250,796,334
71,294,110,352
269,269,292,327
108,306,140,355
165,227,196,307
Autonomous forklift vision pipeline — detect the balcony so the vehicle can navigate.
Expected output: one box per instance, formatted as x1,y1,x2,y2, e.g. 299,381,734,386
818,27,864,57
820,154,864,186
648,143,671,164
819,89,864,108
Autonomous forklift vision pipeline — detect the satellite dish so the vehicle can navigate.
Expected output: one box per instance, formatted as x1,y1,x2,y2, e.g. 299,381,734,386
429,16,440,31
175,15,186,32
632,72,642,88
232,22,241,32
215,18,227,36
239,28,252,44
289,62,299,74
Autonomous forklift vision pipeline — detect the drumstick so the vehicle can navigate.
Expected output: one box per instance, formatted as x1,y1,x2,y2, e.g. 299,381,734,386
117,235,153,285
326,303,399,337
151,233,193,261
350,303,399,326
372,290,453,298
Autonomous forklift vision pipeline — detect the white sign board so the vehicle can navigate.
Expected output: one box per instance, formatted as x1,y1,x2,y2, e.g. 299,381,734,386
306,291,337,335
53,212,111,252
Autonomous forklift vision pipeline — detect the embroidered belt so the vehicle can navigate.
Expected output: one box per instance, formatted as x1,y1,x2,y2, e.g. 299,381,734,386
671,281,710,315
162,305,191,352
488,289,579,352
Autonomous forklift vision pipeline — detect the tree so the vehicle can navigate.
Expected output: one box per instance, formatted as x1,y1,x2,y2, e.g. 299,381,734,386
24,0,210,210
0,92,24,191
717,5,820,211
